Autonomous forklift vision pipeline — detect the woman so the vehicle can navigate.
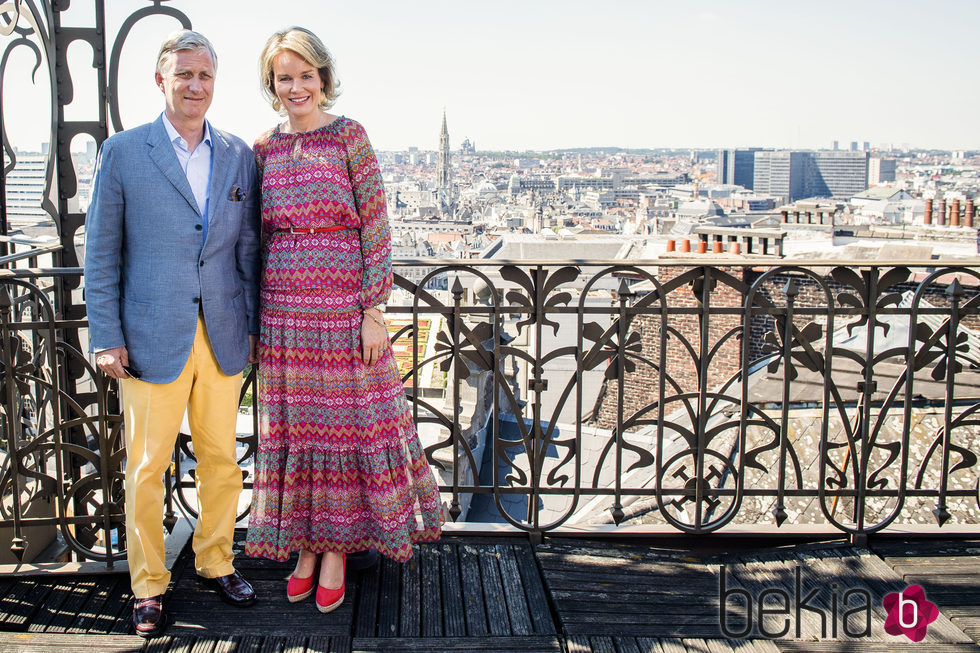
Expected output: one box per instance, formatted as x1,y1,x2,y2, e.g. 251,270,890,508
244,26,443,613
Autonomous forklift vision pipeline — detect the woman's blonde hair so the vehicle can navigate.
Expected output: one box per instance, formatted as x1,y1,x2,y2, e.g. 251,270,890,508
259,27,339,113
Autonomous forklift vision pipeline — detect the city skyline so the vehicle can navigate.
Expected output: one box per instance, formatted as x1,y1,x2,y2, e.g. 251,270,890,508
3,0,978,153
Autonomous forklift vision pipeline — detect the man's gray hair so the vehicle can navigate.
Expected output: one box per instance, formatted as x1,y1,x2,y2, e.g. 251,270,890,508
156,29,217,74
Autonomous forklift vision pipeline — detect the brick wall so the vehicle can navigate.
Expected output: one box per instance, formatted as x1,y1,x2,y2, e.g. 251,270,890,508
596,266,745,430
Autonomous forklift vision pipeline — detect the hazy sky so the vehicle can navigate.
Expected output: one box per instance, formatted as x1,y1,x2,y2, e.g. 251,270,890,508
4,0,978,152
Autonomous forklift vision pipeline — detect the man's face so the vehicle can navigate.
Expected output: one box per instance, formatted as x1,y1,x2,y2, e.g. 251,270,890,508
155,48,215,126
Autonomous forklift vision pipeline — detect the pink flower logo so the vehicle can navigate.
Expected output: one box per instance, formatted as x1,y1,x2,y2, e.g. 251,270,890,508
882,584,939,642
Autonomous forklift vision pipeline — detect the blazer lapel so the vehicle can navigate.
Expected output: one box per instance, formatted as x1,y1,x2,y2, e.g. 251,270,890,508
206,127,232,234
147,116,202,217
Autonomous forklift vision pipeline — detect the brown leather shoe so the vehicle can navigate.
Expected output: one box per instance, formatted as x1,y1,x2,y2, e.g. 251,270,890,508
198,570,257,607
132,595,167,638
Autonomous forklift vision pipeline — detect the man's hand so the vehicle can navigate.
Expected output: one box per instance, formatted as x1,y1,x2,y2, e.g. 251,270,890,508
248,335,259,364
96,346,130,379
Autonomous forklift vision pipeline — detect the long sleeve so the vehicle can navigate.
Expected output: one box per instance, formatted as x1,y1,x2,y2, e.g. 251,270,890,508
345,122,392,309
83,138,126,351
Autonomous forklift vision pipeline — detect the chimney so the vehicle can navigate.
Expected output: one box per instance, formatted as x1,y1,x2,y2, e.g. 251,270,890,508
730,241,741,255
679,239,691,253
696,239,707,254
712,239,723,254
666,239,676,252
952,199,961,227
924,198,933,225
938,199,947,226
966,200,975,228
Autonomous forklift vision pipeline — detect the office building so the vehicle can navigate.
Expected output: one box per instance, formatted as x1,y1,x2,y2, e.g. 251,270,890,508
869,157,898,184
754,150,869,202
716,148,762,189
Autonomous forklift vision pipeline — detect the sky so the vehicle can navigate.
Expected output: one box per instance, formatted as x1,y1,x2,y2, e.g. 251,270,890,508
3,0,979,153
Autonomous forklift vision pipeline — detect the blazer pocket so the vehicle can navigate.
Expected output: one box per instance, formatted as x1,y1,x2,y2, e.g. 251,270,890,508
120,297,156,346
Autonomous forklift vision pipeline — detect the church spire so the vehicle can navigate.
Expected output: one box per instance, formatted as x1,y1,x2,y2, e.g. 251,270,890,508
436,108,453,217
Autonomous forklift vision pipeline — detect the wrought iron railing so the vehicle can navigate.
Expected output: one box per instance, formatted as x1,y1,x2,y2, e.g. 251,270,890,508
1,260,979,566
2,1,979,568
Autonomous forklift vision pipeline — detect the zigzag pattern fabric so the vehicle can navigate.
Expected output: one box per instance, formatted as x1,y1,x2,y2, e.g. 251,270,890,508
244,117,443,563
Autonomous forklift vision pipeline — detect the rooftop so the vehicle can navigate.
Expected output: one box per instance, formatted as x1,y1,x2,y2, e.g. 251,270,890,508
4,532,980,652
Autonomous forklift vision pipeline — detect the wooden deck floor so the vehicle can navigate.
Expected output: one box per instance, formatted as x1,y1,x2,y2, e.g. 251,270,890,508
1,532,979,652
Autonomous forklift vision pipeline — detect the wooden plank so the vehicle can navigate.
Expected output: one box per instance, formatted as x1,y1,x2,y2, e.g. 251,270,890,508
587,635,616,653
890,564,980,576
496,544,533,636
653,638,687,653
478,545,510,636
536,552,718,577
518,543,556,635
276,635,305,653
555,600,719,616
726,638,780,652
354,553,381,638
0,632,147,651
328,635,353,653
777,643,980,652
903,575,980,590
199,636,235,653
542,578,718,595
562,624,725,638
565,635,591,653
419,543,441,637
399,547,421,637
882,555,980,567
438,543,466,637
0,581,49,630
633,637,666,653
234,635,264,653
143,635,176,653
69,578,118,634
166,636,198,653
376,555,400,638
26,582,73,633
613,636,642,653
43,579,96,632
459,544,488,637
257,635,281,653
680,638,721,653
704,639,737,653
556,613,722,627
349,636,561,652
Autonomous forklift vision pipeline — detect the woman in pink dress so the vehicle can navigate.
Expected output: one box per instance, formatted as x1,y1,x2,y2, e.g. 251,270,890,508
244,26,442,613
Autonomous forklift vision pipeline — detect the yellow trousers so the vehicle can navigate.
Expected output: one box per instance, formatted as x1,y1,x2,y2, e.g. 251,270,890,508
121,314,243,598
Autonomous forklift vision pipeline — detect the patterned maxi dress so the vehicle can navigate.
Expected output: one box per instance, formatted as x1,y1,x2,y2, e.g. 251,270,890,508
244,116,443,563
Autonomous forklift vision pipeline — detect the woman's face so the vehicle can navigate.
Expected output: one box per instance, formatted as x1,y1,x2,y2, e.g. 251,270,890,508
272,50,323,121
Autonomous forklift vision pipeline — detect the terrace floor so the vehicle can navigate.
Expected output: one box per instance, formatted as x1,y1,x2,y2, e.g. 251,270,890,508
1,532,980,652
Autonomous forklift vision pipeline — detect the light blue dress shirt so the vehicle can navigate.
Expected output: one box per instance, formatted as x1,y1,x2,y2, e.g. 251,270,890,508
161,112,212,242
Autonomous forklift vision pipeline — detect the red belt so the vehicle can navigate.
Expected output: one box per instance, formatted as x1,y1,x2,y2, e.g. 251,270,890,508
278,225,347,234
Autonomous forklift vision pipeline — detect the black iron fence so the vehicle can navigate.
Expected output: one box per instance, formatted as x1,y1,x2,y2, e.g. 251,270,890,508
1,260,979,567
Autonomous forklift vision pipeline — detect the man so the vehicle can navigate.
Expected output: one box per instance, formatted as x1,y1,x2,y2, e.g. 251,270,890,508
85,30,261,638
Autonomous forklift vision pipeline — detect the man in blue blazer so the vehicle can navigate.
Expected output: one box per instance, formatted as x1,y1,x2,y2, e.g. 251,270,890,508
85,30,261,637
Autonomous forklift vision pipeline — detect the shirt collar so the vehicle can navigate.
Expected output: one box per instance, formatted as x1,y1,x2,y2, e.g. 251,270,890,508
161,112,212,151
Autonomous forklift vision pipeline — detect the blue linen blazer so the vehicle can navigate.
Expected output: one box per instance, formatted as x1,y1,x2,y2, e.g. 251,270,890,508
84,115,261,384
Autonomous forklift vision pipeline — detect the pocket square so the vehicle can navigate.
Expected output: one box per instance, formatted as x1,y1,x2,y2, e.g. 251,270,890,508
228,185,247,202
